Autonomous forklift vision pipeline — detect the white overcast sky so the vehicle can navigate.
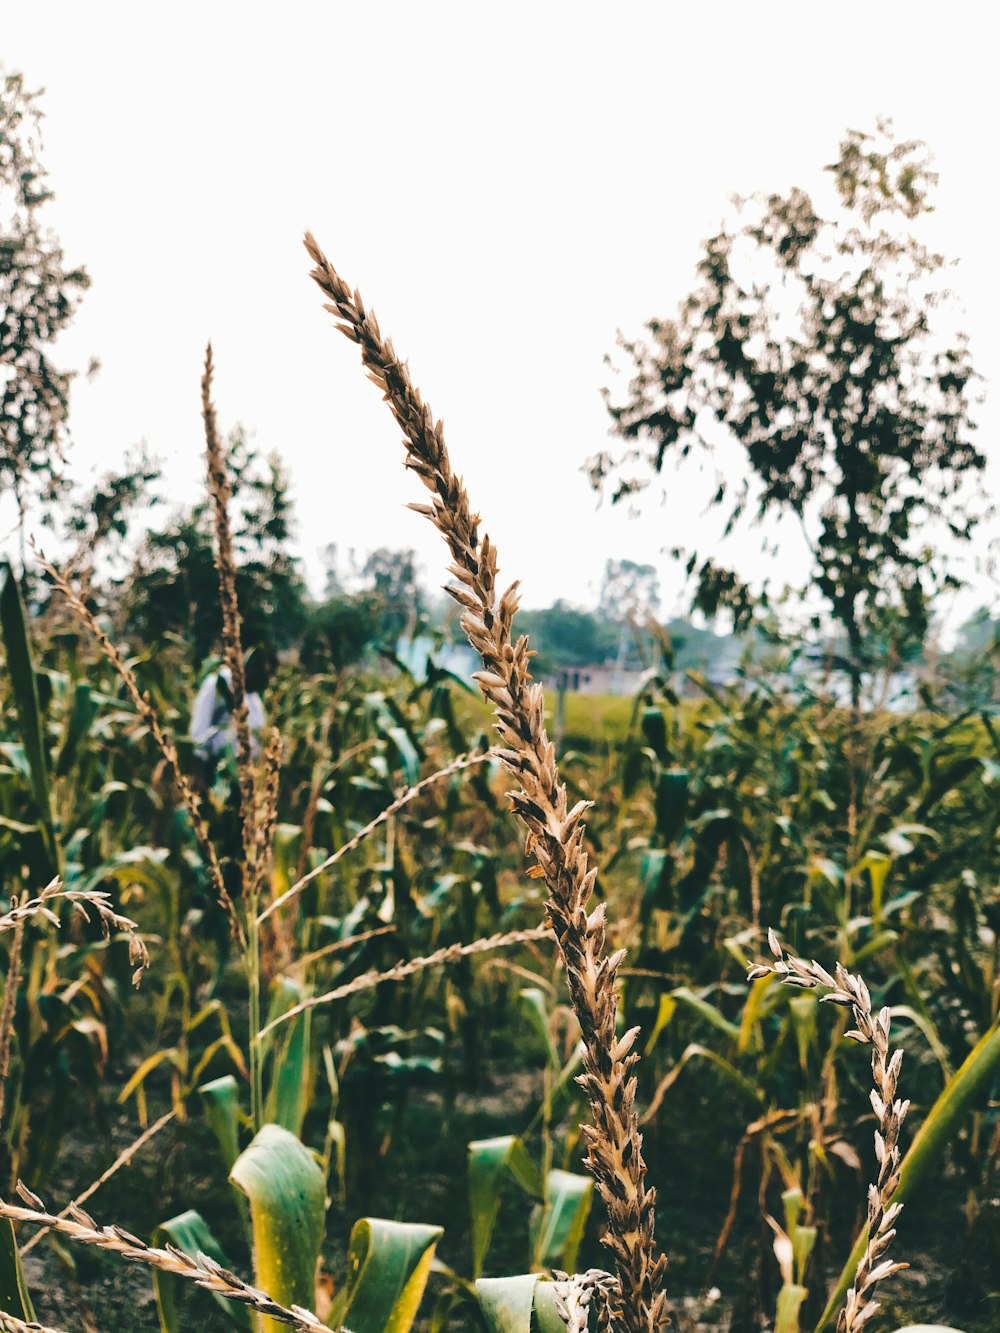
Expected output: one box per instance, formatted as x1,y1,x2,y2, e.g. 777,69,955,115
4,2,998,623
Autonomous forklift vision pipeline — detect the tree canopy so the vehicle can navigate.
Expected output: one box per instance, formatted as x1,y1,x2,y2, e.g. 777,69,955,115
1,74,90,527
124,432,308,663
589,123,987,688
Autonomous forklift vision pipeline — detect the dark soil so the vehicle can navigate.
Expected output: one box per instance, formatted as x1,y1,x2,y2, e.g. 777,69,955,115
20,1052,1000,1332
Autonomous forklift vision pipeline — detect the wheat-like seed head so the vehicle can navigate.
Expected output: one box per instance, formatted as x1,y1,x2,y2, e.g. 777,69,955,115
747,931,909,1333
305,232,667,1332
259,923,552,1040
259,749,492,925
202,345,259,896
553,1268,618,1333
0,1312,66,1333
1,879,148,985
0,1185,329,1331
34,548,246,952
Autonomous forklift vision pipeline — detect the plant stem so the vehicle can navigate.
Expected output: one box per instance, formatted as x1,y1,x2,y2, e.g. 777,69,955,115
248,899,263,1133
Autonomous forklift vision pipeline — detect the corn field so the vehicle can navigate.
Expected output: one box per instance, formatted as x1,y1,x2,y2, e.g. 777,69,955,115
0,237,996,1333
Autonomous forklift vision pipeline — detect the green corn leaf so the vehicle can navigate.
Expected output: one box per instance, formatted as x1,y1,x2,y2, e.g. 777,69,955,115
881,822,937,857
774,1283,807,1333
262,977,313,1136
855,850,891,924
476,1276,568,1333
518,988,559,1070
55,681,99,776
529,1169,593,1272
75,846,172,899
646,1042,763,1114
531,1281,572,1333
329,1217,443,1332
0,1217,35,1321
669,987,741,1043
468,1134,542,1277
229,1124,325,1333
644,992,678,1056
738,972,776,1054
640,705,668,761
814,1019,1000,1332
0,561,58,871
385,725,420,785
654,766,688,842
152,1209,249,1330
889,1005,953,1081
476,1274,537,1333
199,1074,242,1173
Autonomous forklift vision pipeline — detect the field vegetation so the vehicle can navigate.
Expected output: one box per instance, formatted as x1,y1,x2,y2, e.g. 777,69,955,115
0,75,997,1333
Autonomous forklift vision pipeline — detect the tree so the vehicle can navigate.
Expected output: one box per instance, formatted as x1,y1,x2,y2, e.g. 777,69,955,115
589,123,987,704
598,558,660,625
62,445,160,572
1,74,90,532
124,431,307,662
300,592,379,673
516,600,617,674
599,558,661,680
362,546,423,642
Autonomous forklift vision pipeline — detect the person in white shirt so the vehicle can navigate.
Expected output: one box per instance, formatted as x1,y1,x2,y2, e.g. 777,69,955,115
191,651,268,769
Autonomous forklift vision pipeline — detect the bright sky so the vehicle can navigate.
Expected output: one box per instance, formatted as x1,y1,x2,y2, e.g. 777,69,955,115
4,3,998,624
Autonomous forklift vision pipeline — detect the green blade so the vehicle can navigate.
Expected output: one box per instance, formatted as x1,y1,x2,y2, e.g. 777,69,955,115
475,1275,538,1333
0,1217,35,1321
199,1074,242,1174
152,1209,250,1330
530,1169,593,1272
262,977,313,1137
814,1020,1000,1331
329,1217,443,1332
230,1124,325,1333
0,561,58,872
475,1276,566,1333
468,1134,542,1277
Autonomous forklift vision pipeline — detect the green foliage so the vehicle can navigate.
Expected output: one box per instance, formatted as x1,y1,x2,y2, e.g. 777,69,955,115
2,183,998,1327
475,1275,566,1333
0,561,57,870
199,1074,242,1174
0,1217,35,1321
516,600,618,674
229,1124,326,1333
152,1209,250,1331
301,592,380,672
593,122,987,674
329,1217,443,1333
124,432,308,663
0,74,90,521
468,1135,542,1277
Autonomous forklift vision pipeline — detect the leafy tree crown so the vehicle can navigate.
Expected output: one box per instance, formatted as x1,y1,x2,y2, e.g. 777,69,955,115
590,123,987,667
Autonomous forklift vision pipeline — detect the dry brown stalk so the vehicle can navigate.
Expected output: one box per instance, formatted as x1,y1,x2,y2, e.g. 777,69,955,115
34,552,246,952
0,914,24,1133
285,924,396,973
747,931,909,1333
258,924,552,1040
202,345,258,893
258,750,493,925
305,232,667,1332
0,1311,66,1333
256,727,291,976
1,1185,329,1331
255,728,283,894
20,1109,176,1255
0,880,148,987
